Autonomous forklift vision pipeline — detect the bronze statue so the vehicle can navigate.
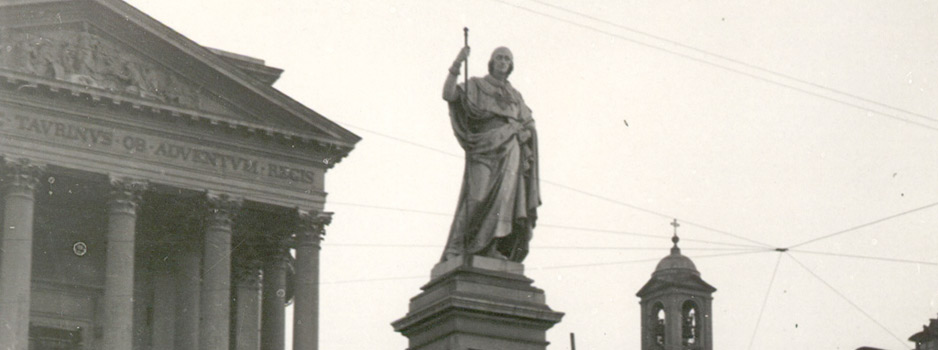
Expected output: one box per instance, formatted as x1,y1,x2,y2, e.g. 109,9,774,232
440,46,540,263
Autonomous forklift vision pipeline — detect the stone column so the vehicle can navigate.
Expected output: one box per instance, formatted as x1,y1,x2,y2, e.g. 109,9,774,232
152,262,177,350
234,258,262,350
133,260,153,350
200,192,242,350
102,176,147,350
261,239,289,350
293,211,331,350
0,158,43,350
175,238,202,350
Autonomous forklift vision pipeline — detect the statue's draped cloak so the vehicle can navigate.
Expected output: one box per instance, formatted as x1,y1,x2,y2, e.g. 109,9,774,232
441,75,540,262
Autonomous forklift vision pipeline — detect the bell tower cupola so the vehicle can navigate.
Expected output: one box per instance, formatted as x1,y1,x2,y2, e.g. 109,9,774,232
636,219,716,350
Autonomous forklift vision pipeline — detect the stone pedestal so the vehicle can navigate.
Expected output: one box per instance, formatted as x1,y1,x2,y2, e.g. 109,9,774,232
392,256,563,350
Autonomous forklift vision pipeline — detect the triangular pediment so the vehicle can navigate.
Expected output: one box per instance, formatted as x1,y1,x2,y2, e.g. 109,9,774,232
0,0,360,150
0,24,241,116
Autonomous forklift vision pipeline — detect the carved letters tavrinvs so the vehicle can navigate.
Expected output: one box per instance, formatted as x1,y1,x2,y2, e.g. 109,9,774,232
0,28,200,108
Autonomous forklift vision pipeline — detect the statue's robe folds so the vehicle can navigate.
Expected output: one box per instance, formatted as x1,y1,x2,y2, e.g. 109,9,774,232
441,75,540,262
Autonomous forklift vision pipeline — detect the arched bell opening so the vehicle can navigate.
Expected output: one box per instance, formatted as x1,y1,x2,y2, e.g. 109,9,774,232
681,300,701,349
650,302,666,349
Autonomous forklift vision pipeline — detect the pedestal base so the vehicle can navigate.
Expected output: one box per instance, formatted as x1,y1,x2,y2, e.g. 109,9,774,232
392,256,564,350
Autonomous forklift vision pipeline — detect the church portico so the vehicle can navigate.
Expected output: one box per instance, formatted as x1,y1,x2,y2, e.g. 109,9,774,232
0,2,359,350
0,160,341,350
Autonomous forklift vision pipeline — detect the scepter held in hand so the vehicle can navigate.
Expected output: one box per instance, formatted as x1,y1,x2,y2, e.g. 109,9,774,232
461,27,469,261
463,27,469,88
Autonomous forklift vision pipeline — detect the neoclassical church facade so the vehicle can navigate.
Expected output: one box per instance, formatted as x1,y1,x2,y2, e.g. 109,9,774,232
0,1,359,350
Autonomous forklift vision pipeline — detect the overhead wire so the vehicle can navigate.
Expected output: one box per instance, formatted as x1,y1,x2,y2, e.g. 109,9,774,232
486,0,938,134
323,242,763,252
524,0,938,125
540,179,774,248
14,209,766,250
747,253,784,350
321,249,774,286
788,200,938,249
334,122,774,249
789,249,938,267
0,247,774,305
530,249,772,271
328,199,766,249
787,253,913,350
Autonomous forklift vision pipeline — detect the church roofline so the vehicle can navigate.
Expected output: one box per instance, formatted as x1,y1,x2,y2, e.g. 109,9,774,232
207,47,267,66
207,48,285,86
86,0,361,149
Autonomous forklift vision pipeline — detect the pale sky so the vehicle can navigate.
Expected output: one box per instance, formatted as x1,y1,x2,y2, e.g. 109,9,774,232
124,1,938,349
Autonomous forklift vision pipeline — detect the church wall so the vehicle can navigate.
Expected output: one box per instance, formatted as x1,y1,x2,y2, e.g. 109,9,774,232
25,174,107,348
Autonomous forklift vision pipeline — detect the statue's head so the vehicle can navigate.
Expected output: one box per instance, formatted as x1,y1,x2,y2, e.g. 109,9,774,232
487,46,513,79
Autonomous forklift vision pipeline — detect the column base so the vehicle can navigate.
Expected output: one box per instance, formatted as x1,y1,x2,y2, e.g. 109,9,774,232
392,255,564,350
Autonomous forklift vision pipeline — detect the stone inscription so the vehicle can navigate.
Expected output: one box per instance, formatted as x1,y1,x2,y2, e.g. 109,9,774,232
0,111,316,185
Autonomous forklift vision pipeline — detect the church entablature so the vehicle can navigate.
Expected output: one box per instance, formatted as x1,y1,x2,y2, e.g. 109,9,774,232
0,102,334,210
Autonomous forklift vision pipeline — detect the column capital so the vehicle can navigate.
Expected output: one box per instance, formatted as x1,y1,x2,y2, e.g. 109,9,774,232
295,210,332,245
0,158,44,193
108,176,148,215
205,191,243,229
234,257,262,288
259,234,292,266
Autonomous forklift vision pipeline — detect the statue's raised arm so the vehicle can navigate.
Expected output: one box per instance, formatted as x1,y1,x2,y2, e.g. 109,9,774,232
440,46,541,263
442,46,470,102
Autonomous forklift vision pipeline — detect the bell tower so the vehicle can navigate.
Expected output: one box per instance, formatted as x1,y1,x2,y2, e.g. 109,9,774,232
636,220,716,350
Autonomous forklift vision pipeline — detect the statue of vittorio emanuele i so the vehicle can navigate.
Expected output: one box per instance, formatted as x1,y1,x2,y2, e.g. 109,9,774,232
439,45,540,263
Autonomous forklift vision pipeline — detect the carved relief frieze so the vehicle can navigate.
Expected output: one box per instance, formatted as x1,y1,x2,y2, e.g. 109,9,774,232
0,27,201,109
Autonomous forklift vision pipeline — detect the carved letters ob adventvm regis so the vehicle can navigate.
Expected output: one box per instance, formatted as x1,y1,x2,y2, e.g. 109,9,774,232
0,28,200,108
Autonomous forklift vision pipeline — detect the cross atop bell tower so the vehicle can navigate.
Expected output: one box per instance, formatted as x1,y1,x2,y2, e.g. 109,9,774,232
636,220,716,350
670,219,681,254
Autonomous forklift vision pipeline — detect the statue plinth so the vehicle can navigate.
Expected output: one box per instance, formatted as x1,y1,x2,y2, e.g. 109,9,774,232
392,255,564,350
